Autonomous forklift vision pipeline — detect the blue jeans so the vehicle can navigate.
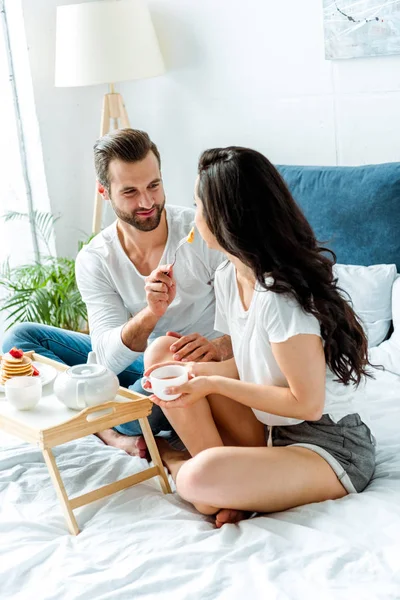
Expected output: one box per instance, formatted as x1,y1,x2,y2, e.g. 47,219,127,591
2,323,172,436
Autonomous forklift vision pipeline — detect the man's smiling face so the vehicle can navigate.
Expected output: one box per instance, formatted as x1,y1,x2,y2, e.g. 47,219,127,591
105,150,165,231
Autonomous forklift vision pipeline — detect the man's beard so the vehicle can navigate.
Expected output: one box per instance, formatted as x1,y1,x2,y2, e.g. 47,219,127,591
111,196,166,232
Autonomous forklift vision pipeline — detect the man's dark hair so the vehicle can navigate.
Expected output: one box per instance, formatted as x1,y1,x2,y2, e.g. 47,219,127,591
94,128,161,191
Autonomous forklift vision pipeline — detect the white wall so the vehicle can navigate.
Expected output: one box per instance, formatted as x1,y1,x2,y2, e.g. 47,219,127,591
22,0,400,258
22,0,99,258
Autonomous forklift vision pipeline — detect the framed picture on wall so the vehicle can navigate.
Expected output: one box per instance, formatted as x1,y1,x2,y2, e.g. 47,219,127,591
323,0,400,59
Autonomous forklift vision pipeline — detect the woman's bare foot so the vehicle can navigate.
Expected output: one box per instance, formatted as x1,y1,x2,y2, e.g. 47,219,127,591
95,428,147,458
215,509,251,528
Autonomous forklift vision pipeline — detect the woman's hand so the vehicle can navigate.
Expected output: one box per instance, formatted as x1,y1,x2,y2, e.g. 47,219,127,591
143,360,197,380
150,375,214,409
143,361,215,409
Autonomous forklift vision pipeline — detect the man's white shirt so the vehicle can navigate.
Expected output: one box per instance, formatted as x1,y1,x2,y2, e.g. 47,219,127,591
75,205,224,374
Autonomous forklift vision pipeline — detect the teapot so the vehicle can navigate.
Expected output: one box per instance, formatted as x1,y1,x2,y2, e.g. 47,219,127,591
53,351,119,411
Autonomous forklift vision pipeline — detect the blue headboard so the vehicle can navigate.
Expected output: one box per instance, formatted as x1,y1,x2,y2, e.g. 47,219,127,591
277,163,400,272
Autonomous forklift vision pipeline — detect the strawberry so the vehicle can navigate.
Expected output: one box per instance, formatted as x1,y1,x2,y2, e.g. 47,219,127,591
32,366,40,377
9,347,23,359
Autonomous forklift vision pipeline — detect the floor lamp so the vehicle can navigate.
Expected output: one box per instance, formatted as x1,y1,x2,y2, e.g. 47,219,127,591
54,0,165,234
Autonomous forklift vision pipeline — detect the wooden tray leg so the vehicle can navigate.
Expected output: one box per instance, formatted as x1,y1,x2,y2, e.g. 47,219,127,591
42,448,80,535
139,417,172,494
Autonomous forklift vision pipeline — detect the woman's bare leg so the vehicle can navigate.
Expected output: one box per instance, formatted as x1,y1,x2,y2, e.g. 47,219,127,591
207,393,266,447
144,336,265,453
145,336,265,523
145,337,222,451
146,338,347,520
176,445,347,516
155,438,220,516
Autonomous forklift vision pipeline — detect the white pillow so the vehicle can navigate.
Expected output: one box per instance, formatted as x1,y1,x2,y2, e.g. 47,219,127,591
369,275,400,375
333,264,397,347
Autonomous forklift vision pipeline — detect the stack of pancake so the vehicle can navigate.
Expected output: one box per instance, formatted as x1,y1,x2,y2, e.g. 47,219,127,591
0,350,33,385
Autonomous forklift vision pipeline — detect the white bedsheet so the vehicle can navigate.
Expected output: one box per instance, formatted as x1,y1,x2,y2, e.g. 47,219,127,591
1,368,400,600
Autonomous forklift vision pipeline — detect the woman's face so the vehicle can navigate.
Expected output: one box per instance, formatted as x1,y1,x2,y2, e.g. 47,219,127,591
194,177,222,251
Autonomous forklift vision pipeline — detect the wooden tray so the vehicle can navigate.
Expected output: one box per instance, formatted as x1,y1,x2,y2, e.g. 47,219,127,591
0,353,171,534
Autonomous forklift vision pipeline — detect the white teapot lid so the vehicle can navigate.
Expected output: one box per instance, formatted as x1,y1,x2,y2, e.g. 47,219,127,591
67,364,106,378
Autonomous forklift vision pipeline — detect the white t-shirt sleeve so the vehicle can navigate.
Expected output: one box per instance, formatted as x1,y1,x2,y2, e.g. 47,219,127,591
264,292,321,343
75,249,141,374
213,267,230,335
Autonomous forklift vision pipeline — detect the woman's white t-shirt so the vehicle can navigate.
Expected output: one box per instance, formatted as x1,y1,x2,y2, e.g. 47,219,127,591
214,262,356,426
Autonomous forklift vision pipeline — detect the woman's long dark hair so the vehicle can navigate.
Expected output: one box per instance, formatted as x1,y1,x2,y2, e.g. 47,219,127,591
198,147,371,386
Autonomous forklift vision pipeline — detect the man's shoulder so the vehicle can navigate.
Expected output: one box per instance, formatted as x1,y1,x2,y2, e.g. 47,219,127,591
76,222,117,267
79,223,117,255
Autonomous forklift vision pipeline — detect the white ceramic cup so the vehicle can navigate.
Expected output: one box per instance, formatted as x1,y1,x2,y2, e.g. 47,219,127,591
4,376,42,411
141,365,188,401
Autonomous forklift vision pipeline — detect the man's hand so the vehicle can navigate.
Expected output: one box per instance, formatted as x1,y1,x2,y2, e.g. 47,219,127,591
166,331,220,362
145,265,176,318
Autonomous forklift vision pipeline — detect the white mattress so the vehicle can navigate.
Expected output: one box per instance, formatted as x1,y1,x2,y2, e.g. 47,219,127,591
1,367,400,600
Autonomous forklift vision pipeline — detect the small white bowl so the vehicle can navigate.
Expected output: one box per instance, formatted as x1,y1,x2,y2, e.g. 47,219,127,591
4,376,42,411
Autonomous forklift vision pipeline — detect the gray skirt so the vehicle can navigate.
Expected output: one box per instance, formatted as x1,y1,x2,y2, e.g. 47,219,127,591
270,413,376,493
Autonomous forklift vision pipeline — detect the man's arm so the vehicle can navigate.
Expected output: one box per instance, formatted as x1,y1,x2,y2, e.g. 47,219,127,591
75,250,175,373
121,265,177,351
212,334,233,361
166,332,233,362
75,252,145,373
120,307,159,353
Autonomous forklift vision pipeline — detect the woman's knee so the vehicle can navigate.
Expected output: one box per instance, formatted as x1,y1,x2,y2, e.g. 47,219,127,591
176,449,222,504
144,335,174,369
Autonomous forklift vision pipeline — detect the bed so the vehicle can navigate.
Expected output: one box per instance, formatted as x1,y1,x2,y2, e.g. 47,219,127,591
1,162,400,600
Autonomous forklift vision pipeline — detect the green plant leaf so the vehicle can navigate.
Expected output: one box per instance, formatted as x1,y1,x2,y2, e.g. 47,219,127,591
0,213,89,331
3,211,29,223
34,211,60,243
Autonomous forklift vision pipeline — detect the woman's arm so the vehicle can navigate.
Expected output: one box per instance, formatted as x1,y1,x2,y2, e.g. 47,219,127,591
213,334,325,419
154,334,326,421
192,357,239,379
145,357,239,380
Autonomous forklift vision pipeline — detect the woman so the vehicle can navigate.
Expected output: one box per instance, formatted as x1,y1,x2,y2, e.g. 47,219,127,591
144,147,375,528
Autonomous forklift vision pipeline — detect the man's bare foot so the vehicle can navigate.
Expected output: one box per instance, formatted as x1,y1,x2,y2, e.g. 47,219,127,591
96,428,147,458
215,508,251,528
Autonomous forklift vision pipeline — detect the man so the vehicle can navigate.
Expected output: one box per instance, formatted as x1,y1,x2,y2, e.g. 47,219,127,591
2,129,232,457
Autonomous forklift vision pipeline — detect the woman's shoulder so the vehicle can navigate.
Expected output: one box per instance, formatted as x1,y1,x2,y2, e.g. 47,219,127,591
214,261,234,288
256,277,301,306
256,281,321,341
260,285,299,310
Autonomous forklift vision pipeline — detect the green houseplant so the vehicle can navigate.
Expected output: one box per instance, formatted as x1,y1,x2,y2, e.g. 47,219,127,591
0,211,88,332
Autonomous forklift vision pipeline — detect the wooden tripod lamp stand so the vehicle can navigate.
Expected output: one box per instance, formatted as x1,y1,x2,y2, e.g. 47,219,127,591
55,0,165,234
93,83,132,234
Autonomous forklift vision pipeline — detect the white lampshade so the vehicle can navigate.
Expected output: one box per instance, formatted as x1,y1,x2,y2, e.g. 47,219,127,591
55,0,165,87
